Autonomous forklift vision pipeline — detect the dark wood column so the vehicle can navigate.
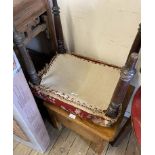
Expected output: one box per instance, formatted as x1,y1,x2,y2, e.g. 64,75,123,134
127,24,141,59
13,27,41,85
51,0,66,53
43,0,58,52
106,53,138,118
106,24,141,119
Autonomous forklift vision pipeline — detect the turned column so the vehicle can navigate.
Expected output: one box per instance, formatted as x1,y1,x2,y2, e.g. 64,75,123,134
106,53,138,118
127,24,141,59
13,27,41,85
51,0,66,53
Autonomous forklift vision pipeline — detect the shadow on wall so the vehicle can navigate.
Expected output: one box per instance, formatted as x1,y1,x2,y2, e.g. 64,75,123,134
26,32,52,54
64,5,75,52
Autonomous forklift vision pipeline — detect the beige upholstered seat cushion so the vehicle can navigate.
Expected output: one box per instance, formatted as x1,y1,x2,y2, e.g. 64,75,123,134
39,54,121,117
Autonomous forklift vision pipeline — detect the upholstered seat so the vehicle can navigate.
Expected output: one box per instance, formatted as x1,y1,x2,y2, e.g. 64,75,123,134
32,53,123,126
14,0,140,128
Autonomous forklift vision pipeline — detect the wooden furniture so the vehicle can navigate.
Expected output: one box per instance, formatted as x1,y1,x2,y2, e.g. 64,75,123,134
13,0,58,81
44,86,134,144
13,0,141,145
13,0,57,49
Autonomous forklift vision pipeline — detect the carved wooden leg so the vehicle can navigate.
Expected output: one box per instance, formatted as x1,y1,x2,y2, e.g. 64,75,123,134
51,0,66,53
106,53,138,118
13,26,41,85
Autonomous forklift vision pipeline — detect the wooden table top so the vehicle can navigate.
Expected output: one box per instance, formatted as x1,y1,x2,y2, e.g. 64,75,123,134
13,0,47,31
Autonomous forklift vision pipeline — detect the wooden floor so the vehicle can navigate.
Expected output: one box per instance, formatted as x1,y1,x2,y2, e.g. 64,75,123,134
13,122,140,155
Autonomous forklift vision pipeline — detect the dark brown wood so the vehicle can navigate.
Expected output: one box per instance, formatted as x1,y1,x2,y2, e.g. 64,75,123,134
127,24,141,60
43,0,57,52
106,53,138,118
51,0,66,53
13,26,41,85
14,0,57,53
110,117,132,146
106,25,141,118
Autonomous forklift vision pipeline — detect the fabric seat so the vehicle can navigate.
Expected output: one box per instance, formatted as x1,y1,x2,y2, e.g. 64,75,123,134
32,53,122,126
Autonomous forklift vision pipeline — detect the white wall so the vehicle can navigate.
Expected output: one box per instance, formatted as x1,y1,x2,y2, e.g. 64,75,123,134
57,0,141,67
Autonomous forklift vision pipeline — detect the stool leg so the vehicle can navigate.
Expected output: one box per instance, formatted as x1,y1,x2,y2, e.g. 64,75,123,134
47,109,62,130
110,117,132,147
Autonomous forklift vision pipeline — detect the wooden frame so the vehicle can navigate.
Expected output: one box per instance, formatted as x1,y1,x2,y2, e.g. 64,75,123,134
50,0,140,119
13,0,57,51
44,85,134,144
13,0,60,84
14,0,140,119
106,53,138,118
52,0,66,53
13,26,41,85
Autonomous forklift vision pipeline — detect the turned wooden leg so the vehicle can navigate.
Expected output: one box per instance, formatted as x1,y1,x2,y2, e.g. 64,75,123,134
106,53,138,118
51,0,66,53
13,26,41,85
106,24,141,119
42,1,58,52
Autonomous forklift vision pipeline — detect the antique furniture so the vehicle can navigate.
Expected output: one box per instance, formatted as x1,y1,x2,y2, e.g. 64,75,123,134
13,0,59,77
44,86,134,144
14,0,141,144
13,0,57,49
